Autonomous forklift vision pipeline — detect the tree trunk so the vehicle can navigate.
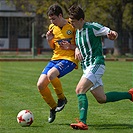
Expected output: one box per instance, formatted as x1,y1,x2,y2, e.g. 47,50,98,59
113,9,123,56
129,30,133,54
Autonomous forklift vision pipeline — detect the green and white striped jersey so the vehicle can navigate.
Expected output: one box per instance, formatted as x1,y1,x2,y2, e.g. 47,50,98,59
76,22,110,70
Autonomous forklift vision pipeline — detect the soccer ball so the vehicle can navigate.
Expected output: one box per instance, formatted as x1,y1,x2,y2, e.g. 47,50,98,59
17,110,34,127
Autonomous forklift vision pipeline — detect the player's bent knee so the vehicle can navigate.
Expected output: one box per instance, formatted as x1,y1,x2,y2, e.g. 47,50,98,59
47,73,55,81
37,82,43,90
96,98,106,104
75,88,80,94
75,88,84,94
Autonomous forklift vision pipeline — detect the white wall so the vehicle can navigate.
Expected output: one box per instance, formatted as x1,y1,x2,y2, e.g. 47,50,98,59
18,38,30,49
0,38,9,49
0,38,30,49
104,38,114,48
42,38,50,49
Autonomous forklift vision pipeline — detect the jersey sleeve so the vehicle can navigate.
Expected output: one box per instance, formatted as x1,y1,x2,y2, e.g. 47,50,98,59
92,22,110,36
49,24,55,30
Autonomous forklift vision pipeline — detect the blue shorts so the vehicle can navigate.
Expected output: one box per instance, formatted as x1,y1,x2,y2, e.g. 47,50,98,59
42,59,76,78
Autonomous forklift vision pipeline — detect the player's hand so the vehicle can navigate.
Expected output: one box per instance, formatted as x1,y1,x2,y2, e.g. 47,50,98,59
107,30,118,40
60,40,70,50
46,29,54,41
75,47,83,61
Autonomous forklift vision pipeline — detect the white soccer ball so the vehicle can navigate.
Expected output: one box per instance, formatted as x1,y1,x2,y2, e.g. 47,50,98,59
17,110,34,127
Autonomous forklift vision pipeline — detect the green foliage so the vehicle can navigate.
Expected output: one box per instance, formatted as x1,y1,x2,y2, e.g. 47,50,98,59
5,0,133,54
123,3,133,31
6,0,133,32
82,0,133,55
0,61,133,133
84,0,133,30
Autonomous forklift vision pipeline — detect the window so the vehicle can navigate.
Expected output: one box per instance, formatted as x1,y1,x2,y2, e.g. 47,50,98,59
0,17,8,38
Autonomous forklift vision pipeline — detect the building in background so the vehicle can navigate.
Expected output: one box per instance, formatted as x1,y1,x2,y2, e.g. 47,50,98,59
0,0,114,55
0,0,37,51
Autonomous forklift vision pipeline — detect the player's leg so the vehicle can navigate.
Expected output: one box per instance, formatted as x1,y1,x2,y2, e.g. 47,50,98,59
49,60,76,112
90,85,106,103
90,64,132,103
37,74,57,123
70,76,93,130
47,66,67,113
75,65,104,123
76,76,93,123
50,77,67,112
47,66,65,100
70,64,105,130
51,77,65,99
91,85,133,103
47,67,67,112
37,61,57,123
105,91,132,103
37,74,57,108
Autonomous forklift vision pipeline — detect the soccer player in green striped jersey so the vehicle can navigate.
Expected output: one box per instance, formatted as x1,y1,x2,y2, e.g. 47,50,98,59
68,4,133,130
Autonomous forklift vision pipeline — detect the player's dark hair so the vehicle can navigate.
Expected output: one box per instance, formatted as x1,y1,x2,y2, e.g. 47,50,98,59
68,4,85,20
47,4,63,17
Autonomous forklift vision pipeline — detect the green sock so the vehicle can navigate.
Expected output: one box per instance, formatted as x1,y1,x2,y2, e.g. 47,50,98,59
105,92,132,103
77,94,88,124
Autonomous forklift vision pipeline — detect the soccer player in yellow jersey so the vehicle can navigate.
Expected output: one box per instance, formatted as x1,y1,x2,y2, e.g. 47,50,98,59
37,4,79,123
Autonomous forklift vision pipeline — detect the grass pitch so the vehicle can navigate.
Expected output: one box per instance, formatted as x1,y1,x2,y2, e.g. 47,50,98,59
0,61,133,133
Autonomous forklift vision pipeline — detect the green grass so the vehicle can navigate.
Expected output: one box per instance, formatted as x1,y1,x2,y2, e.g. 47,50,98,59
0,61,133,133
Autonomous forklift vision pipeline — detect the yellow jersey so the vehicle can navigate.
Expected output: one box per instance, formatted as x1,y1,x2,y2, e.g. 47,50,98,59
48,20,78,68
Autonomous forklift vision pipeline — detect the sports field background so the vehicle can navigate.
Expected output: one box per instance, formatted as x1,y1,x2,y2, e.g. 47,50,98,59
0,61,133,133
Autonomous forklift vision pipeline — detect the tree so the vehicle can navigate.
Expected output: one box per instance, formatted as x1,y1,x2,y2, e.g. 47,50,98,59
6,0,133,55
84,0,133,55
57,0,133,55
123,3,133,54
